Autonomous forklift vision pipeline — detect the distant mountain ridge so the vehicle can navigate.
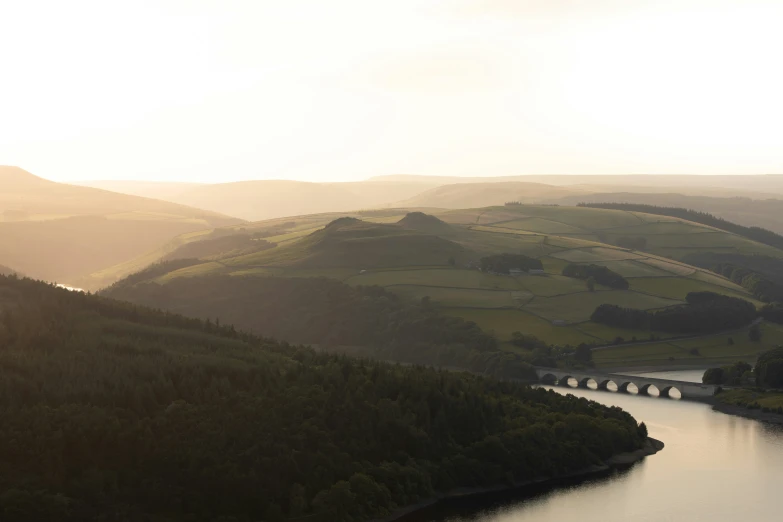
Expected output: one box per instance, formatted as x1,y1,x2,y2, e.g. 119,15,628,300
0,166,244,289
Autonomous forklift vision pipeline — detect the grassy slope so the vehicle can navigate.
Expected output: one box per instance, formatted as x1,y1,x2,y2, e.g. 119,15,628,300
112,206,776,368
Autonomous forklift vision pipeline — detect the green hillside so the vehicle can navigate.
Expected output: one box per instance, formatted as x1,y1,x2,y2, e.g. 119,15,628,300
102,205,779,368
0,274,648,521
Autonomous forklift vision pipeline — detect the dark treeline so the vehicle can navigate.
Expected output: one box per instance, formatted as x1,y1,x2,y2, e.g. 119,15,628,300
703,361,753,386
562,264,629,290
105,275,538,381
479,254,543,274
755,347,783,388
704,347,783,389
0,274,647,521
509,332,593,369
591,292,757,334
684,253,783,303
578,202,783,251
760,303,783,325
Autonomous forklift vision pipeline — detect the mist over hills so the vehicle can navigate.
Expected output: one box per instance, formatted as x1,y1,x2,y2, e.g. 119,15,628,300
393,181,589,208
371,174,783,193
72,179,204,200
0,166,242,289
78,178,441,221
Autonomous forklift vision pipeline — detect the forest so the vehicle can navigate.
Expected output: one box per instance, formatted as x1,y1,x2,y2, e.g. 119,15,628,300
562,264,629,290
0,274,648,521
590,292,758,334
105,274,540,380
683,253,783,303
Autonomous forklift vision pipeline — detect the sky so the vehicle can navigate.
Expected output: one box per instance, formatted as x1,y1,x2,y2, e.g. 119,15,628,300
1,0,782,183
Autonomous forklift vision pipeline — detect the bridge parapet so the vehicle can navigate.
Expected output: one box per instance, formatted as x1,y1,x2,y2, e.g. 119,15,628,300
535,368,716,400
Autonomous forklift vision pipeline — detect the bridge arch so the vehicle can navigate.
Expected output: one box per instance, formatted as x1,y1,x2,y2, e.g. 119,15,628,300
597,379,617,391
638,384,660,396
578,377,597,389
540,373,558,385
618,381,638,394
558,375,575,387
660,385,682,399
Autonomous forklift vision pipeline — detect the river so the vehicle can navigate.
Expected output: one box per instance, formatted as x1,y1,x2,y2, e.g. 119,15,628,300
401,369,783,522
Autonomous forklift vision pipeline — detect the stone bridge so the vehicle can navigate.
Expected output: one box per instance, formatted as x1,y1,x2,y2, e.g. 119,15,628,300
535,368,716,400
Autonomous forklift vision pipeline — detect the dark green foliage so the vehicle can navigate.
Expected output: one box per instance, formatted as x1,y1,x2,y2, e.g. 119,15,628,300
562,264,629,290
755,347,783,388
616,236,647,250
684,253,783,302
591,292,757,334
510,332,548,350
479,254,543,274
105,275,538,381
749,324,762,342
760,304,783,324
702,362,752,385
591,304,649,330
0,275,646,522
579,202,783,251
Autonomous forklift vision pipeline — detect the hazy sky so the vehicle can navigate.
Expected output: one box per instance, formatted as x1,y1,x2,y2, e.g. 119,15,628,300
2,0,782,183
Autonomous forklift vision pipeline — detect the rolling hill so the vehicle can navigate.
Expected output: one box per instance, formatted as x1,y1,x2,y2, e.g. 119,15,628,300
114,179,441,221
372,174,783,194
391,181,588,208
104,204,783,368
0,166,242,289
554,192,783,235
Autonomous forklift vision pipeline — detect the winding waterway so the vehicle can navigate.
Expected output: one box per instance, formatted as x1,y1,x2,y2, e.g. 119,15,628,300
402,370,783,522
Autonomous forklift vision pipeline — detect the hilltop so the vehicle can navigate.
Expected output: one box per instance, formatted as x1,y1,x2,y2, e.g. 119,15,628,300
0,166,242,289
103,205,783,368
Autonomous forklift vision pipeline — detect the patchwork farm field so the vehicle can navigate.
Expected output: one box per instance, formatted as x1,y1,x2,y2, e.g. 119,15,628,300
593,322,783,368
118,204,774,359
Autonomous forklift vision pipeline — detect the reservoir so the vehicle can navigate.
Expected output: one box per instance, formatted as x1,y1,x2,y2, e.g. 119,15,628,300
403,370,783,522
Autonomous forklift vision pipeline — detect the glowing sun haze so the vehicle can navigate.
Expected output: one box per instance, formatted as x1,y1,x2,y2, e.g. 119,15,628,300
2,0,782,183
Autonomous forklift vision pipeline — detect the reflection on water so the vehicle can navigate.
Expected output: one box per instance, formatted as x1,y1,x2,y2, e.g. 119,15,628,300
403,370,783,522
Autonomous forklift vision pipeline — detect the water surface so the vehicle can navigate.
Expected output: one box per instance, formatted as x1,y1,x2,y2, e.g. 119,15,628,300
403,370,783,522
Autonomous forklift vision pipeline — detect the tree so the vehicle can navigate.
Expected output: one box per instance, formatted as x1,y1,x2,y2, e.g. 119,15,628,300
703,367,724,384
586,277,596,292
574,344,593,364
728,337,735,345
749,324,762,342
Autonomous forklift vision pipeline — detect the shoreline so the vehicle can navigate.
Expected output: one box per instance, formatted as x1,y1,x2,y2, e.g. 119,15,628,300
373,437,664,522
710,401,783,425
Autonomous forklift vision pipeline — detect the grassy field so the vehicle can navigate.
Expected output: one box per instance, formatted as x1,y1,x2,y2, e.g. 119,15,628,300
716,389,783,412
629,276,764,304
443,308,596,346
594,322,783,368
523,291,681,323
122,204,775,353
